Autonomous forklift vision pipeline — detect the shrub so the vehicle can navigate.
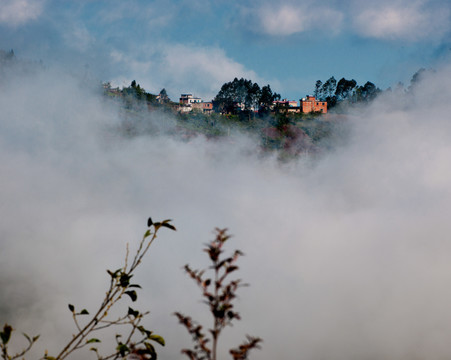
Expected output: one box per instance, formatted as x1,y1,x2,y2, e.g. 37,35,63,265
175,228,262,360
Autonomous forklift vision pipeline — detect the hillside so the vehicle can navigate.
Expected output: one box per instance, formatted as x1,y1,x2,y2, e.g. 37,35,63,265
103,82,345,159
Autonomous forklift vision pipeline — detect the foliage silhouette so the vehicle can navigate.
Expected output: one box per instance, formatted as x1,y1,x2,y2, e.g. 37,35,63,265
175,228,262,360
1,218,176,360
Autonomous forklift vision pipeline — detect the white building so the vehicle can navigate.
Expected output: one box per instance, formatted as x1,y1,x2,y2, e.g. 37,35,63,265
180,94,202,105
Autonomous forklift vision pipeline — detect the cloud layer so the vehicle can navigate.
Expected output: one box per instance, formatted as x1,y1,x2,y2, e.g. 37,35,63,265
239,0,451,41
0,0,44,27
351,0,451,41
241,2,343,36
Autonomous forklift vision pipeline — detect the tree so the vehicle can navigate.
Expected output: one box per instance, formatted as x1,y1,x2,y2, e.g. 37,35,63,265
214,78,265,115
354,81,380,102
407,68,434,93
213,78,280,115
245,82,261,111
213,81,236,114
319,76,337,107
334,78,357,102
213,78,253,114
156,88,170,104
410,68,426,87
259,85,280,113
313,76,381,107
123,80,145,100
1,218,176,360
313,80,323,99
321,77,336,99
175,228,262,360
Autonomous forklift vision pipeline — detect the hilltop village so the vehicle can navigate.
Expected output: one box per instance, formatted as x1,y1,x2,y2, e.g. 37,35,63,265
103,73,389,120
178,93,328,115
102,78,347,158
104,81,329,116
101,70,428,156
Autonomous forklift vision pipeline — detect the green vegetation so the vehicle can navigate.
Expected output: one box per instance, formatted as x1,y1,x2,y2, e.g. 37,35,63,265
1,218,176,360
103,81,175,108
313,76,381,109
212,78,280,114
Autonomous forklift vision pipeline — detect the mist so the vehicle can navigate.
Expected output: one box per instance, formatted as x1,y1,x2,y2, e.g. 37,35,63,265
1,61,451,360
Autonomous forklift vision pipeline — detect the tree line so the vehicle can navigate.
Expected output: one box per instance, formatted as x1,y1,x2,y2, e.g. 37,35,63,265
212,78,281,114
314,77,381,108
106,68,430,116
211,76,384,114
108,76,381,114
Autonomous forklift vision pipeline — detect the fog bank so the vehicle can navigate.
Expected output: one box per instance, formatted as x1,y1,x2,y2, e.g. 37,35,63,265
1,63,451,360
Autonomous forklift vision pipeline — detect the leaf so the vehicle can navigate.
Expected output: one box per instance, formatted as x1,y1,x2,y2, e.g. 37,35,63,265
120,273,131,287
161,223,176,231
147,217,153,227
43,352,55,360
129,284,142,288
149,334,165,346
22,332,39,344
125,290,137,302
80,309,89,315
138,326,152,337
1,324,13,344
68,304,75,312
107,268,122,278
226,266,239,274
87,338,101,343
128,307,139,317
144,342,157,357
116,343,129,357
22,332,31,343
144,229,152,239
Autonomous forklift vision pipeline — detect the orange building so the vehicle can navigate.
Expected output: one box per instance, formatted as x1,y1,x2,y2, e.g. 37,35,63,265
202,102,213,113
300,96,327,113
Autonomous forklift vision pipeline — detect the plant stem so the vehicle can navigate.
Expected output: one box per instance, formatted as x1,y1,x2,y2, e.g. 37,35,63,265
212,253,219,360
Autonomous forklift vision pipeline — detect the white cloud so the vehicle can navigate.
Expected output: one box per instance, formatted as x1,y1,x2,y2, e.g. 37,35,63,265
0,0,44,26
62,24,95,52
258,5,308,36
351,0,451,41
237,0,450,41
238,1,344,36
162,44,261,99
97,0,174,27
109,44,261,100
110,49,152,75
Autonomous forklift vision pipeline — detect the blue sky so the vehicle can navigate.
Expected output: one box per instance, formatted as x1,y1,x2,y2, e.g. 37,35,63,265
1,0,450,101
